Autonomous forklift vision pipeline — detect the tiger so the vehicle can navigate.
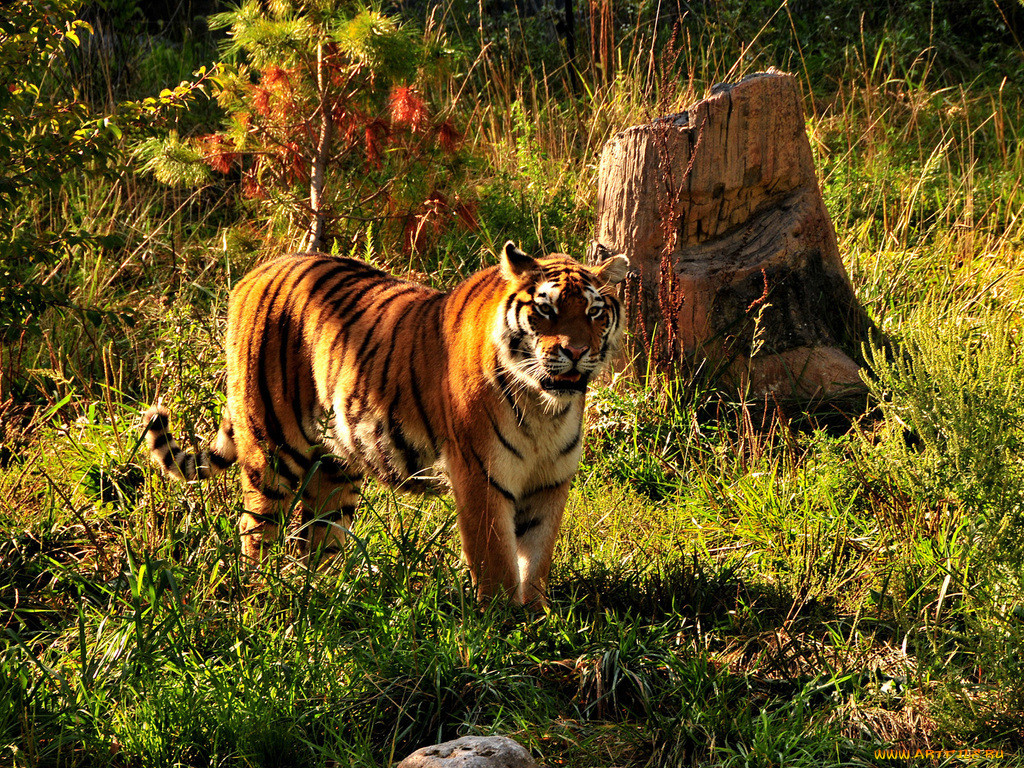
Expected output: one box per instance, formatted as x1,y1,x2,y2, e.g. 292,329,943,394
144,241,629,607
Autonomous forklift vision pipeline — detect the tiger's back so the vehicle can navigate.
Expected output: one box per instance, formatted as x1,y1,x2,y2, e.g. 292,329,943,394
227,255,447,491
146,242,629,607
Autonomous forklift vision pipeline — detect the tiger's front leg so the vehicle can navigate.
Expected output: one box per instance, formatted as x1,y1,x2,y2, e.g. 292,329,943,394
448,447,520,605
514,481,570,609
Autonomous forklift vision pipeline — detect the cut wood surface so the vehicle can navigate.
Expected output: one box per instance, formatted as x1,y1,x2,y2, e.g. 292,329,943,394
594,68,873,400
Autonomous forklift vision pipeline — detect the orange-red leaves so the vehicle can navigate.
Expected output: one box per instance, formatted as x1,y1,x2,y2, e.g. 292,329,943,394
389,85,429,133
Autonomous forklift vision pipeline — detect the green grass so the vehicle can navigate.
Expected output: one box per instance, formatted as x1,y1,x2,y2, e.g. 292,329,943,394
5,362,1024,765
4,0,1024,765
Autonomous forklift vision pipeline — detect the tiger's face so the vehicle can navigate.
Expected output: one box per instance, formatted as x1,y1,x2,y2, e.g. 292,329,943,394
497,242,629,399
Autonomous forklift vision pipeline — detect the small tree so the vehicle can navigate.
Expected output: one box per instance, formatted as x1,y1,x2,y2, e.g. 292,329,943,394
146,0,471,255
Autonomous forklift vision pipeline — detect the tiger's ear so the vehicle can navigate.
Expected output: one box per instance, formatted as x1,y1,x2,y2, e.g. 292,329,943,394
500,241,539,279
592,243,629,286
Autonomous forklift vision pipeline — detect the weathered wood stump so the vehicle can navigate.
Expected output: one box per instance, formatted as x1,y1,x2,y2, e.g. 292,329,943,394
593,69,873,401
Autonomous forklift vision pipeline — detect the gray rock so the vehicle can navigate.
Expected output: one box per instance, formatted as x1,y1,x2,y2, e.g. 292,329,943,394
396,736,540,768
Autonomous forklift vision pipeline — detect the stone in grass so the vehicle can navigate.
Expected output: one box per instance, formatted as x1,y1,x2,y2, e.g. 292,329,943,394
396,736,541,768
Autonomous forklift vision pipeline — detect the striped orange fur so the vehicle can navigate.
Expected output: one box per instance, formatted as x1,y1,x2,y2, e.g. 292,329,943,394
145,241,628,607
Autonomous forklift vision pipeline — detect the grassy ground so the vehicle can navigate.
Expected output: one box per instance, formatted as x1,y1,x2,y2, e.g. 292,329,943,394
3,1,1024,766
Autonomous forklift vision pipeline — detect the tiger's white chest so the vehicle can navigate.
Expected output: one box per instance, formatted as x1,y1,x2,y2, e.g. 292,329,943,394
482,396,585,499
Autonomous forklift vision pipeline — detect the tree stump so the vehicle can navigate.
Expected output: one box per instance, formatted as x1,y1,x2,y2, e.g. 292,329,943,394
593,69,873,401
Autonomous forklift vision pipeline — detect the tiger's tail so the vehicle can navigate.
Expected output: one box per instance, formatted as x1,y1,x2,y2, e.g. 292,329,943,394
143,404,237,481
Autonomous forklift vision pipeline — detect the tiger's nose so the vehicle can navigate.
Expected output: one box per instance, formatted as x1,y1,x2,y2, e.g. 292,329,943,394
563,344,590,362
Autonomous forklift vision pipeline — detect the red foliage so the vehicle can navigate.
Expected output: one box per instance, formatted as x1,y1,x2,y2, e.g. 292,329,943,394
251,87,271,118
402,191,481,254
436,120,461,154
389,85,429,133
364,118,389,169
255,66,296,122
196,134,239,174
242,167,266,200
333,106,366,146
453,199,479,231
271,95,295,122
404,193,444,254
283,141,308,185
262,65,292,91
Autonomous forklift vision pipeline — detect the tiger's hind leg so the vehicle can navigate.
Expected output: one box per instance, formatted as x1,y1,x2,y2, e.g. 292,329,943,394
238,460,295,561
296,453,362,564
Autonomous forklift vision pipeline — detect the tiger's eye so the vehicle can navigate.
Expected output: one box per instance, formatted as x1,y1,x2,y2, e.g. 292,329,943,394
535,303,555,318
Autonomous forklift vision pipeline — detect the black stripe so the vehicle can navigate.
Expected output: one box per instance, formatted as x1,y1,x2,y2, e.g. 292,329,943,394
146,413,169,431
208,451,234,469
347,287,423,357
308,262,359,302
322,278,393,388
278,293,308,444
319,270,392,332
449,269,501,330
278,261,325,446
493,359,524,424
151,432,170,450
515,517,541,538
282,443,313,471
391,423,421,477
507,330,527,357
251,260,307,449
344,287,419,397
391,294,436,450
522,479,570,499
558,429,581,456
340,347,368,424
468,445,516,503
351,309,382,365
372,420,402,484
379,301,422,478
242,464,287,501
260,486,287,501
342,340,380,425
502,292,520,329
245,465,262,488
375,284,423,399
271,456,300,487
324,275,389,324
408,370,437,452
278,309,293,397
484,406,523,459
405,296,443,452
386,373,422,478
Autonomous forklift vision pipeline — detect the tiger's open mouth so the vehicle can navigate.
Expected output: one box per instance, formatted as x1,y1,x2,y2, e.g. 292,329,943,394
540,372,588,393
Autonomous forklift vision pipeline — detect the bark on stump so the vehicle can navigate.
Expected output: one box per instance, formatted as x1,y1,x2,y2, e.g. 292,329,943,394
594,69,873,401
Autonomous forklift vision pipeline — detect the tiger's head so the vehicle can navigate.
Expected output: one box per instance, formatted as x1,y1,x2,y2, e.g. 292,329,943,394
496,241,630,400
